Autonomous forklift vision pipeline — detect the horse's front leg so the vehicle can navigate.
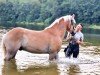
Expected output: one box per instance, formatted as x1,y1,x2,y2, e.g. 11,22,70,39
49,52,58,60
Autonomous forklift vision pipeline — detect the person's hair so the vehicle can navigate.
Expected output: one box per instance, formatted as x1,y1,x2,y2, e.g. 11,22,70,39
79,23,83,28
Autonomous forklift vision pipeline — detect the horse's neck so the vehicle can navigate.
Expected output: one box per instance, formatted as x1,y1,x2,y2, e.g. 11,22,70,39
58,24,66,39
46,23,66,39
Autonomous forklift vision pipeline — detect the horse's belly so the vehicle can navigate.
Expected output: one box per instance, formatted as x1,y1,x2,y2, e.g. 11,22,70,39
24,48,49,54
23,44,49,54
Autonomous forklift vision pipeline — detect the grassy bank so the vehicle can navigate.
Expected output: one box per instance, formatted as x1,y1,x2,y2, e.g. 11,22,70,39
82,24,100,34
0,21,47,30
88,25,100,29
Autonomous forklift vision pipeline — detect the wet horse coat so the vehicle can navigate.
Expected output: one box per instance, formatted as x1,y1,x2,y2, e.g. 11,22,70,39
1,15,76,61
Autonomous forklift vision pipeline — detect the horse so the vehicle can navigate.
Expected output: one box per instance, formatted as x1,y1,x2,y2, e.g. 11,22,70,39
1,14,76,61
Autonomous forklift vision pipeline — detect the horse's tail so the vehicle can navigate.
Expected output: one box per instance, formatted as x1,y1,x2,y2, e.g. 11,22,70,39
1,34,6,59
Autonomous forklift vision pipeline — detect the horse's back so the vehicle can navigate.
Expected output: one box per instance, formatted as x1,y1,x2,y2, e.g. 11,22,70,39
4,27,46,43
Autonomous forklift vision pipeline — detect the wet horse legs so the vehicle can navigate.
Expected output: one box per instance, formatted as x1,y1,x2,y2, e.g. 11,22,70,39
4,50,17,61
49,52,58,60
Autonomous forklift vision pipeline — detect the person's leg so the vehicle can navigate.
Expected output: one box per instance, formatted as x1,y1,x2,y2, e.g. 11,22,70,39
73,45,79,58
64,47,68,52
65,47,73,58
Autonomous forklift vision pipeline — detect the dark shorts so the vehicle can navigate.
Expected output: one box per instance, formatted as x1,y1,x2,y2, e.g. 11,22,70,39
64,43,79,58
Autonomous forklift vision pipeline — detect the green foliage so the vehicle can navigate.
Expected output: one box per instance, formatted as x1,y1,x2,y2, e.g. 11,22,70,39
88,25,100,29
0,0,100,29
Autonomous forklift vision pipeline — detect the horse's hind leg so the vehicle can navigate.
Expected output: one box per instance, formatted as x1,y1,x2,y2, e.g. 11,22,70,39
4,48,18,61
4,51,16,61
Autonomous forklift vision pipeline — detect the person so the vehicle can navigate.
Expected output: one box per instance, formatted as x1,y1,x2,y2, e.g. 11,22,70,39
64,23,84,58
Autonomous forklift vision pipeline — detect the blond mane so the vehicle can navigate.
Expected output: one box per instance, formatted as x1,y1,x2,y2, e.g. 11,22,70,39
45,15,72,29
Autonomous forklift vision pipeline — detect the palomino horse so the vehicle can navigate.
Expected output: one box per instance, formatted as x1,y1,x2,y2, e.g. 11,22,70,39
1,14,76,61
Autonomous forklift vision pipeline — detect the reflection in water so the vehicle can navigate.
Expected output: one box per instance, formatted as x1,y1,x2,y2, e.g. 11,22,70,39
57,61,80,75
1,51,59,75
21,63,58,75
2,58,81,75
57,52,81,75
68,64,80,75
1,50,81,75
2,58,59,75
2,60,19,75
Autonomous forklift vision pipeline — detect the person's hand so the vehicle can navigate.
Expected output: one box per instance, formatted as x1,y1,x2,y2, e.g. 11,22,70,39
66,36,73,41
77,40,84,45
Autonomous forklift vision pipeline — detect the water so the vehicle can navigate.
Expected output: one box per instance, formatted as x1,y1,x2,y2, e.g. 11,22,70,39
84,34,100,46
0,34,100,75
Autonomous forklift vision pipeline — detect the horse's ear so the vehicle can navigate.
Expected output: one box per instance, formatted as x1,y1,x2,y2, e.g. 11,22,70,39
59,18,64,24
72,14,75,18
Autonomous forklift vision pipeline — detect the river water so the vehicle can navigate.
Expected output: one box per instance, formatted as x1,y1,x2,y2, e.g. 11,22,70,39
0,33,100,75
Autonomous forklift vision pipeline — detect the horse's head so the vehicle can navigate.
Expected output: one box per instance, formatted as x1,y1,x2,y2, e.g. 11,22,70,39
62,14,76,32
